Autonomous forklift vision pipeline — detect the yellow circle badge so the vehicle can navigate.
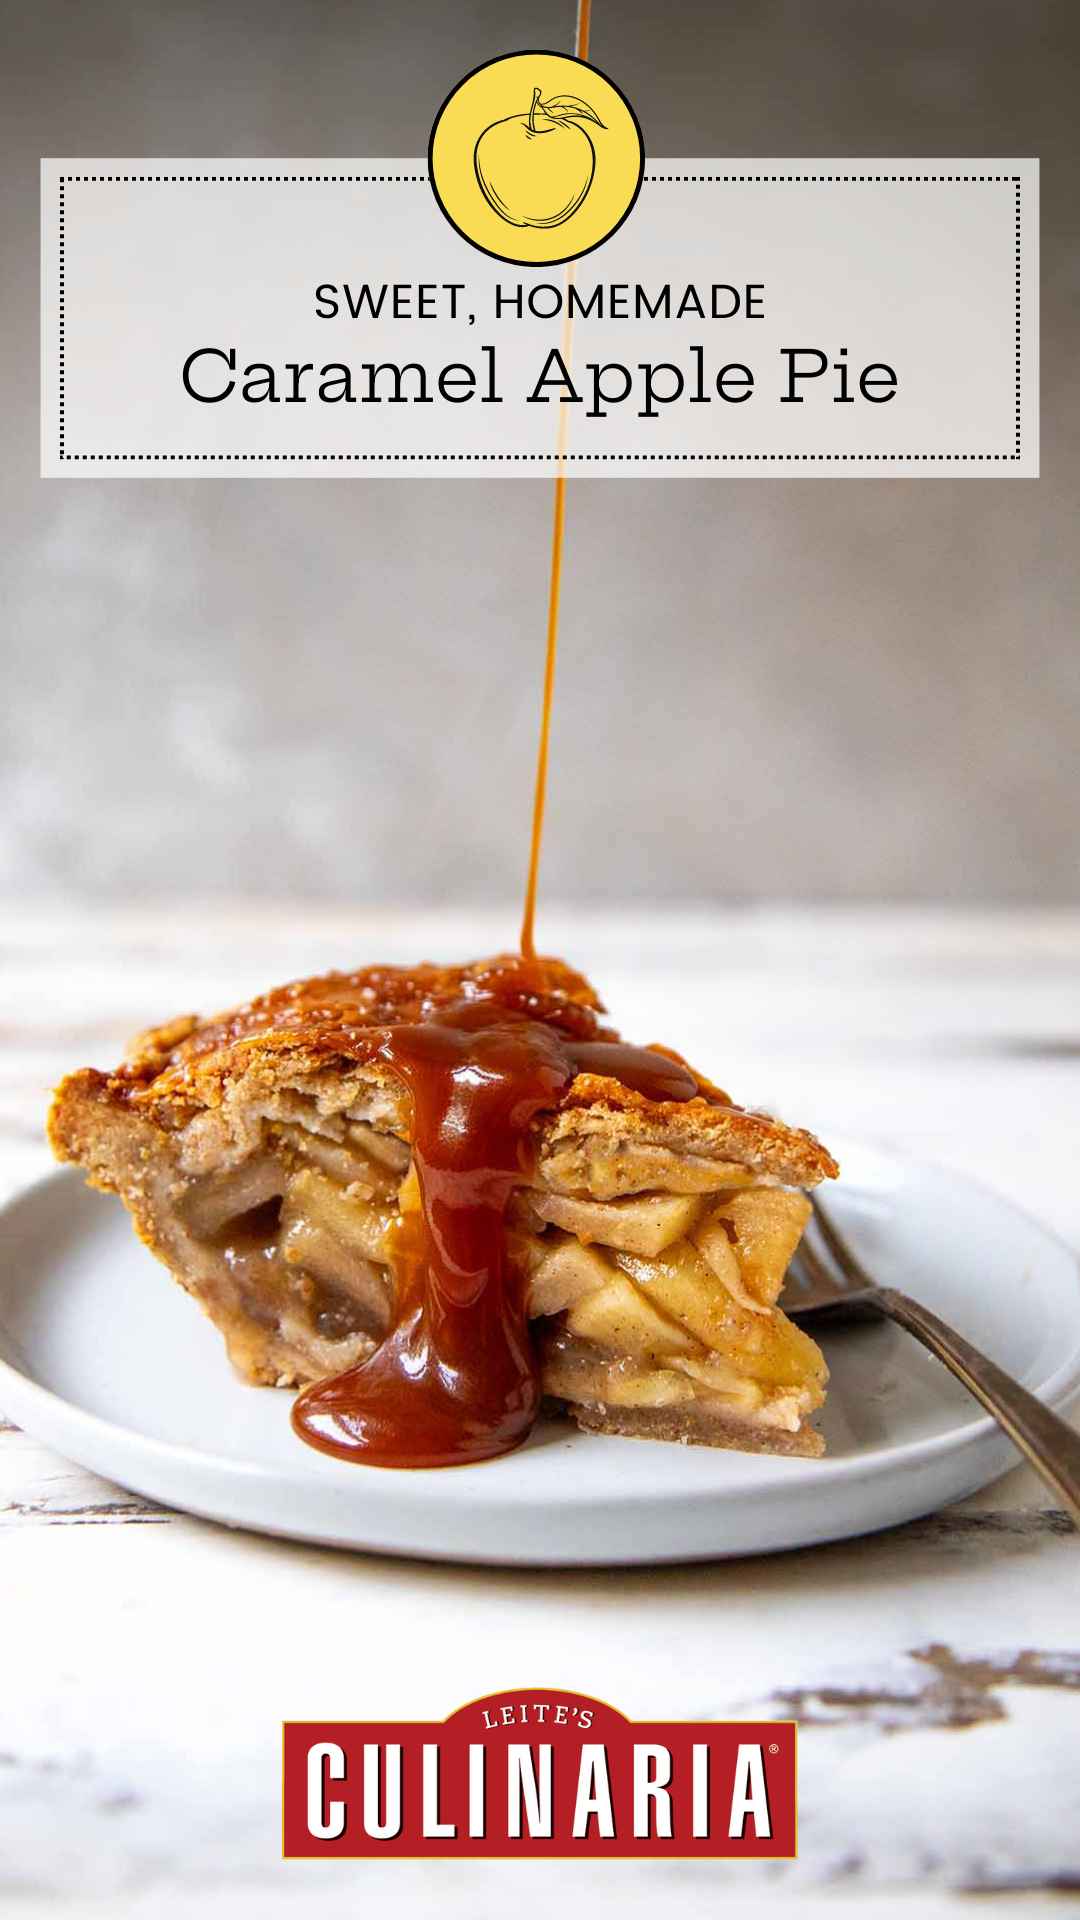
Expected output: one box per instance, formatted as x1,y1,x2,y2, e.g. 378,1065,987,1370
429,51,645,267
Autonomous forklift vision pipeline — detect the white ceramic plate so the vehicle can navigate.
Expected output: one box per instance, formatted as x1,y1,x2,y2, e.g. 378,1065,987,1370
1,1140,1078,1565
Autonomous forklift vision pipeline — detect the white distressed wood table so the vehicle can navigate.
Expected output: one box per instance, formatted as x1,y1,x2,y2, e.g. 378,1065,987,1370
2,905,1078,1919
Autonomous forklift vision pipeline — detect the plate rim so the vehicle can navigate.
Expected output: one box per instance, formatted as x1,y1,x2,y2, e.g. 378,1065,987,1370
1,1152,1078,1507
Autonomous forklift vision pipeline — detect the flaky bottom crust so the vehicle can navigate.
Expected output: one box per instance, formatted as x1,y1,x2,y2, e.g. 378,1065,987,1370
551,1396,825,1458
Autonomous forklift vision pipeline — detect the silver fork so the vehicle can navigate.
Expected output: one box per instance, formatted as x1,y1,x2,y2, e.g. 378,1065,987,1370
784,1195,1080,1528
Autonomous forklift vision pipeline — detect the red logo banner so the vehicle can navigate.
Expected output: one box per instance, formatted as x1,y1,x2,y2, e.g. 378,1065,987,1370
283,1688,796,1858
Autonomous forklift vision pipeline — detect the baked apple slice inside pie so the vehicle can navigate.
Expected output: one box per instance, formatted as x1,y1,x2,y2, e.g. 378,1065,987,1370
48,953,837,1466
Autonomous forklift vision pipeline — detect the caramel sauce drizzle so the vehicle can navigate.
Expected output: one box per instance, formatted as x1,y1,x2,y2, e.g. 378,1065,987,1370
292,960,697,1468
291,0,684,1469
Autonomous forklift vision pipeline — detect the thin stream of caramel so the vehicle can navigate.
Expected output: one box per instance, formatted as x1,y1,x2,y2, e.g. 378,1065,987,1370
519,471,566,960
519,0,593,961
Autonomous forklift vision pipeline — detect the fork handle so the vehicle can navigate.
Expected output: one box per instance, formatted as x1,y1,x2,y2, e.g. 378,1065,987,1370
875,1287,1080,1528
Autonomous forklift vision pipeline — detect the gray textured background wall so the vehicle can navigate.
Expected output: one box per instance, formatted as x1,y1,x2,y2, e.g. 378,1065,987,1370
4,0,1077,905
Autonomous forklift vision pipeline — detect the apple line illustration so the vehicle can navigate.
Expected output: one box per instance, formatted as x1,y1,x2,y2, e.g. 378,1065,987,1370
473,86,605,230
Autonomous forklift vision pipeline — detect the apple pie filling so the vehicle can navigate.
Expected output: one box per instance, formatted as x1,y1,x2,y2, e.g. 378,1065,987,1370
170,1117,407,1385
170,1111,825,1442
514,1185,826,1440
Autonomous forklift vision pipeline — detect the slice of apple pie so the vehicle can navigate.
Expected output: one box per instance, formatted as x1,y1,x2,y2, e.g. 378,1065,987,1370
48,953,837,1466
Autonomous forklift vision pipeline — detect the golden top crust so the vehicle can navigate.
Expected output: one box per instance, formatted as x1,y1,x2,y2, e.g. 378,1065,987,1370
125,953,607,1082
48,952,838,1189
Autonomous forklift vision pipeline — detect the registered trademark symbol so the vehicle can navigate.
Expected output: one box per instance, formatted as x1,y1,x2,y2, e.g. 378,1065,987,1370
769,1743,780,1754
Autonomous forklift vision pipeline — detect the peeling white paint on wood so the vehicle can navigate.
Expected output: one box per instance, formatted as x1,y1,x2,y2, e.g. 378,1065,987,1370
1,907,1078,1916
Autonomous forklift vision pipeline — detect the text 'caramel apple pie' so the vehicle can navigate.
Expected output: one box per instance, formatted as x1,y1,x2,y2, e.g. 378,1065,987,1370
48,954,838,1468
